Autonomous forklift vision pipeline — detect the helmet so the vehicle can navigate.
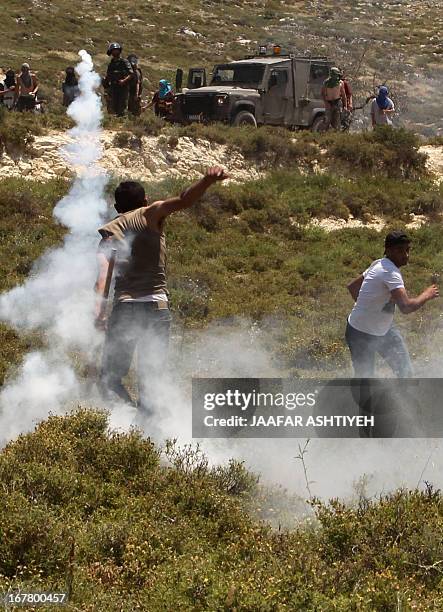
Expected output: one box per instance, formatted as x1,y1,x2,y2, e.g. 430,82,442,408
330,66,341,75
107,42,122,56
127,54,138,65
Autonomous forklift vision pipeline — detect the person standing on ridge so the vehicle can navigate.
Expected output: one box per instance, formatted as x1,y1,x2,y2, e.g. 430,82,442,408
371,85,395,127
149,79,175,118
2,69,17,110
345,231,439,378
15,63,38,111
321,66,347,130
127,54,143,116
62,66,80,107
103,43,133,117
94,167,228,418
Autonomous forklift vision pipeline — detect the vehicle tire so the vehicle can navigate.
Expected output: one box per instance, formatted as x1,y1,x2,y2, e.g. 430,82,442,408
233,111,257,127
311,114,328,132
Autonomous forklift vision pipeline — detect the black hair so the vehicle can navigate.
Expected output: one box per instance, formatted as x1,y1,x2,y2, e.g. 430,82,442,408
384,231,410,249
4,70,16,88
114,181,146,213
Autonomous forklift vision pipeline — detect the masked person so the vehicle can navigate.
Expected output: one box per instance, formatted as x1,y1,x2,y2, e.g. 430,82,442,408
94,167,228,418
150,79,174,118
103,42,133,117
346,231,439,378
321,67,347,130
127,54,143,116
15,63,38,111
371,85,395,127
62,66,80,107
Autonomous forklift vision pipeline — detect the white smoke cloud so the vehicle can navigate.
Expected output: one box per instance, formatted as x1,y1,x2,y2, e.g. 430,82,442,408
0,50,109,441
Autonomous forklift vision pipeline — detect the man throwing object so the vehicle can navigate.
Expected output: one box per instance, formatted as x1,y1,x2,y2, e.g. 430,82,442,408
94,167,228,417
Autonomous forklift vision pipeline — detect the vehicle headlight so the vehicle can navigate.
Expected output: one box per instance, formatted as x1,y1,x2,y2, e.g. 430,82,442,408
216,95,228,105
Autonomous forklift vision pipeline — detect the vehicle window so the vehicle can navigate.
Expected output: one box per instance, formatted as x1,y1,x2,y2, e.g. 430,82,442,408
309,63,330,98
310,64,330,83
270,69,288,87
211,64,265,87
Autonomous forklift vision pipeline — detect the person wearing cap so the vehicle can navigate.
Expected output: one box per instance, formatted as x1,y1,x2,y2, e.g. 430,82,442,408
15,63,38,111
321,67,347,130
103,43,133,116
346,231,439,378
371,85,395,127
127,54,143,116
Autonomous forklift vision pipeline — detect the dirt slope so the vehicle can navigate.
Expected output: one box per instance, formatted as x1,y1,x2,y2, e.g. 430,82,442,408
0,131,260,183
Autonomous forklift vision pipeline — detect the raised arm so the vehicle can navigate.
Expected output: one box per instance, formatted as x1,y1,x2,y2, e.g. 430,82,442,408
390,285,439,314
146,166,228,228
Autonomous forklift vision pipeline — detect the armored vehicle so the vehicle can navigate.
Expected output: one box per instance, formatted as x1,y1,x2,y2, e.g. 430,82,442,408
174,46,334,130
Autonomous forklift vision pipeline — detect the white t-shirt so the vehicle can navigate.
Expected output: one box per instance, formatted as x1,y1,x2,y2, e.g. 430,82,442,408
348,258,404,336
371,98,394,125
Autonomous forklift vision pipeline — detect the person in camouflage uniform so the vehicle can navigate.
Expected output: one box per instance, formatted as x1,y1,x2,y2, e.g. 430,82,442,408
103,42,133,117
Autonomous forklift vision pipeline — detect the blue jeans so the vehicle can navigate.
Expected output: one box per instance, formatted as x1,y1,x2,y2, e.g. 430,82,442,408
100,302,172,416
345,321,413,378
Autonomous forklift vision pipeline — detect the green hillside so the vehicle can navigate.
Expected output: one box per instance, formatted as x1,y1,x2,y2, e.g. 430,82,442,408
1,121,443,384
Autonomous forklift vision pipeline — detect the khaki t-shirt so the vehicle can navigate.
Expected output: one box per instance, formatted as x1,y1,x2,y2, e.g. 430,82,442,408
98,207,167,301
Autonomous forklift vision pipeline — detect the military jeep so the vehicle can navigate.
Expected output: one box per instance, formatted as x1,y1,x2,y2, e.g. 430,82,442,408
174,48,333,130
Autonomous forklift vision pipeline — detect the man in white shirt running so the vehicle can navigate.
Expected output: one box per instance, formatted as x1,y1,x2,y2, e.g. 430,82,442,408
346,231,439,377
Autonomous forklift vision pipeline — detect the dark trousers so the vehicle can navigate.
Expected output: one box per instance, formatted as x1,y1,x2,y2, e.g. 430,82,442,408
16,95,36,111
128,94,141,115
110,85,129,116
345,322,413,378
346,322,413,437
100,302,172,416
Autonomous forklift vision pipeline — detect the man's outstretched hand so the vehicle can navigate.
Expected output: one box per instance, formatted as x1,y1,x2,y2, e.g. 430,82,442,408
205,166,229,183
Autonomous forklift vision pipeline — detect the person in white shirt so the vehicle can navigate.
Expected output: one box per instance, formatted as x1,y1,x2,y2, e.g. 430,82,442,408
346,231,439,377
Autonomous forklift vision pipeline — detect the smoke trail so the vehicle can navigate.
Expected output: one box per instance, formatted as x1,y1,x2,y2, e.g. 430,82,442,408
0,50,109,442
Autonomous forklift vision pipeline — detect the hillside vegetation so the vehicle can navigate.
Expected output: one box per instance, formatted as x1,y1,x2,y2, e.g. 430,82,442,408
0,409,442,611
1,125,443,385
1,0,443,133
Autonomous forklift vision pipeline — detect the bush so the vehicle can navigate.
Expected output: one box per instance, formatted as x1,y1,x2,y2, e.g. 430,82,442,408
326,127,428,179
1,410,443,609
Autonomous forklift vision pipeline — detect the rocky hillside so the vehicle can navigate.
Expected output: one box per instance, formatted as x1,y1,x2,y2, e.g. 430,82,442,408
0,130,261,184
1,0,442,134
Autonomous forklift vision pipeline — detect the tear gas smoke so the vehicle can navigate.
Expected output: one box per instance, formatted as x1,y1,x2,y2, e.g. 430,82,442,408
0,52,441,505
0,50,110,441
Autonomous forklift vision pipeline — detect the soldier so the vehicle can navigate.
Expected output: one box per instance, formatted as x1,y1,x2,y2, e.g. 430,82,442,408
127,54,143,116
103,42,133,117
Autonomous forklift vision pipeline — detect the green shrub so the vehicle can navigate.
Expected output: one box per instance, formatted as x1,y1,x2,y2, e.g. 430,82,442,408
1,410,443,609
